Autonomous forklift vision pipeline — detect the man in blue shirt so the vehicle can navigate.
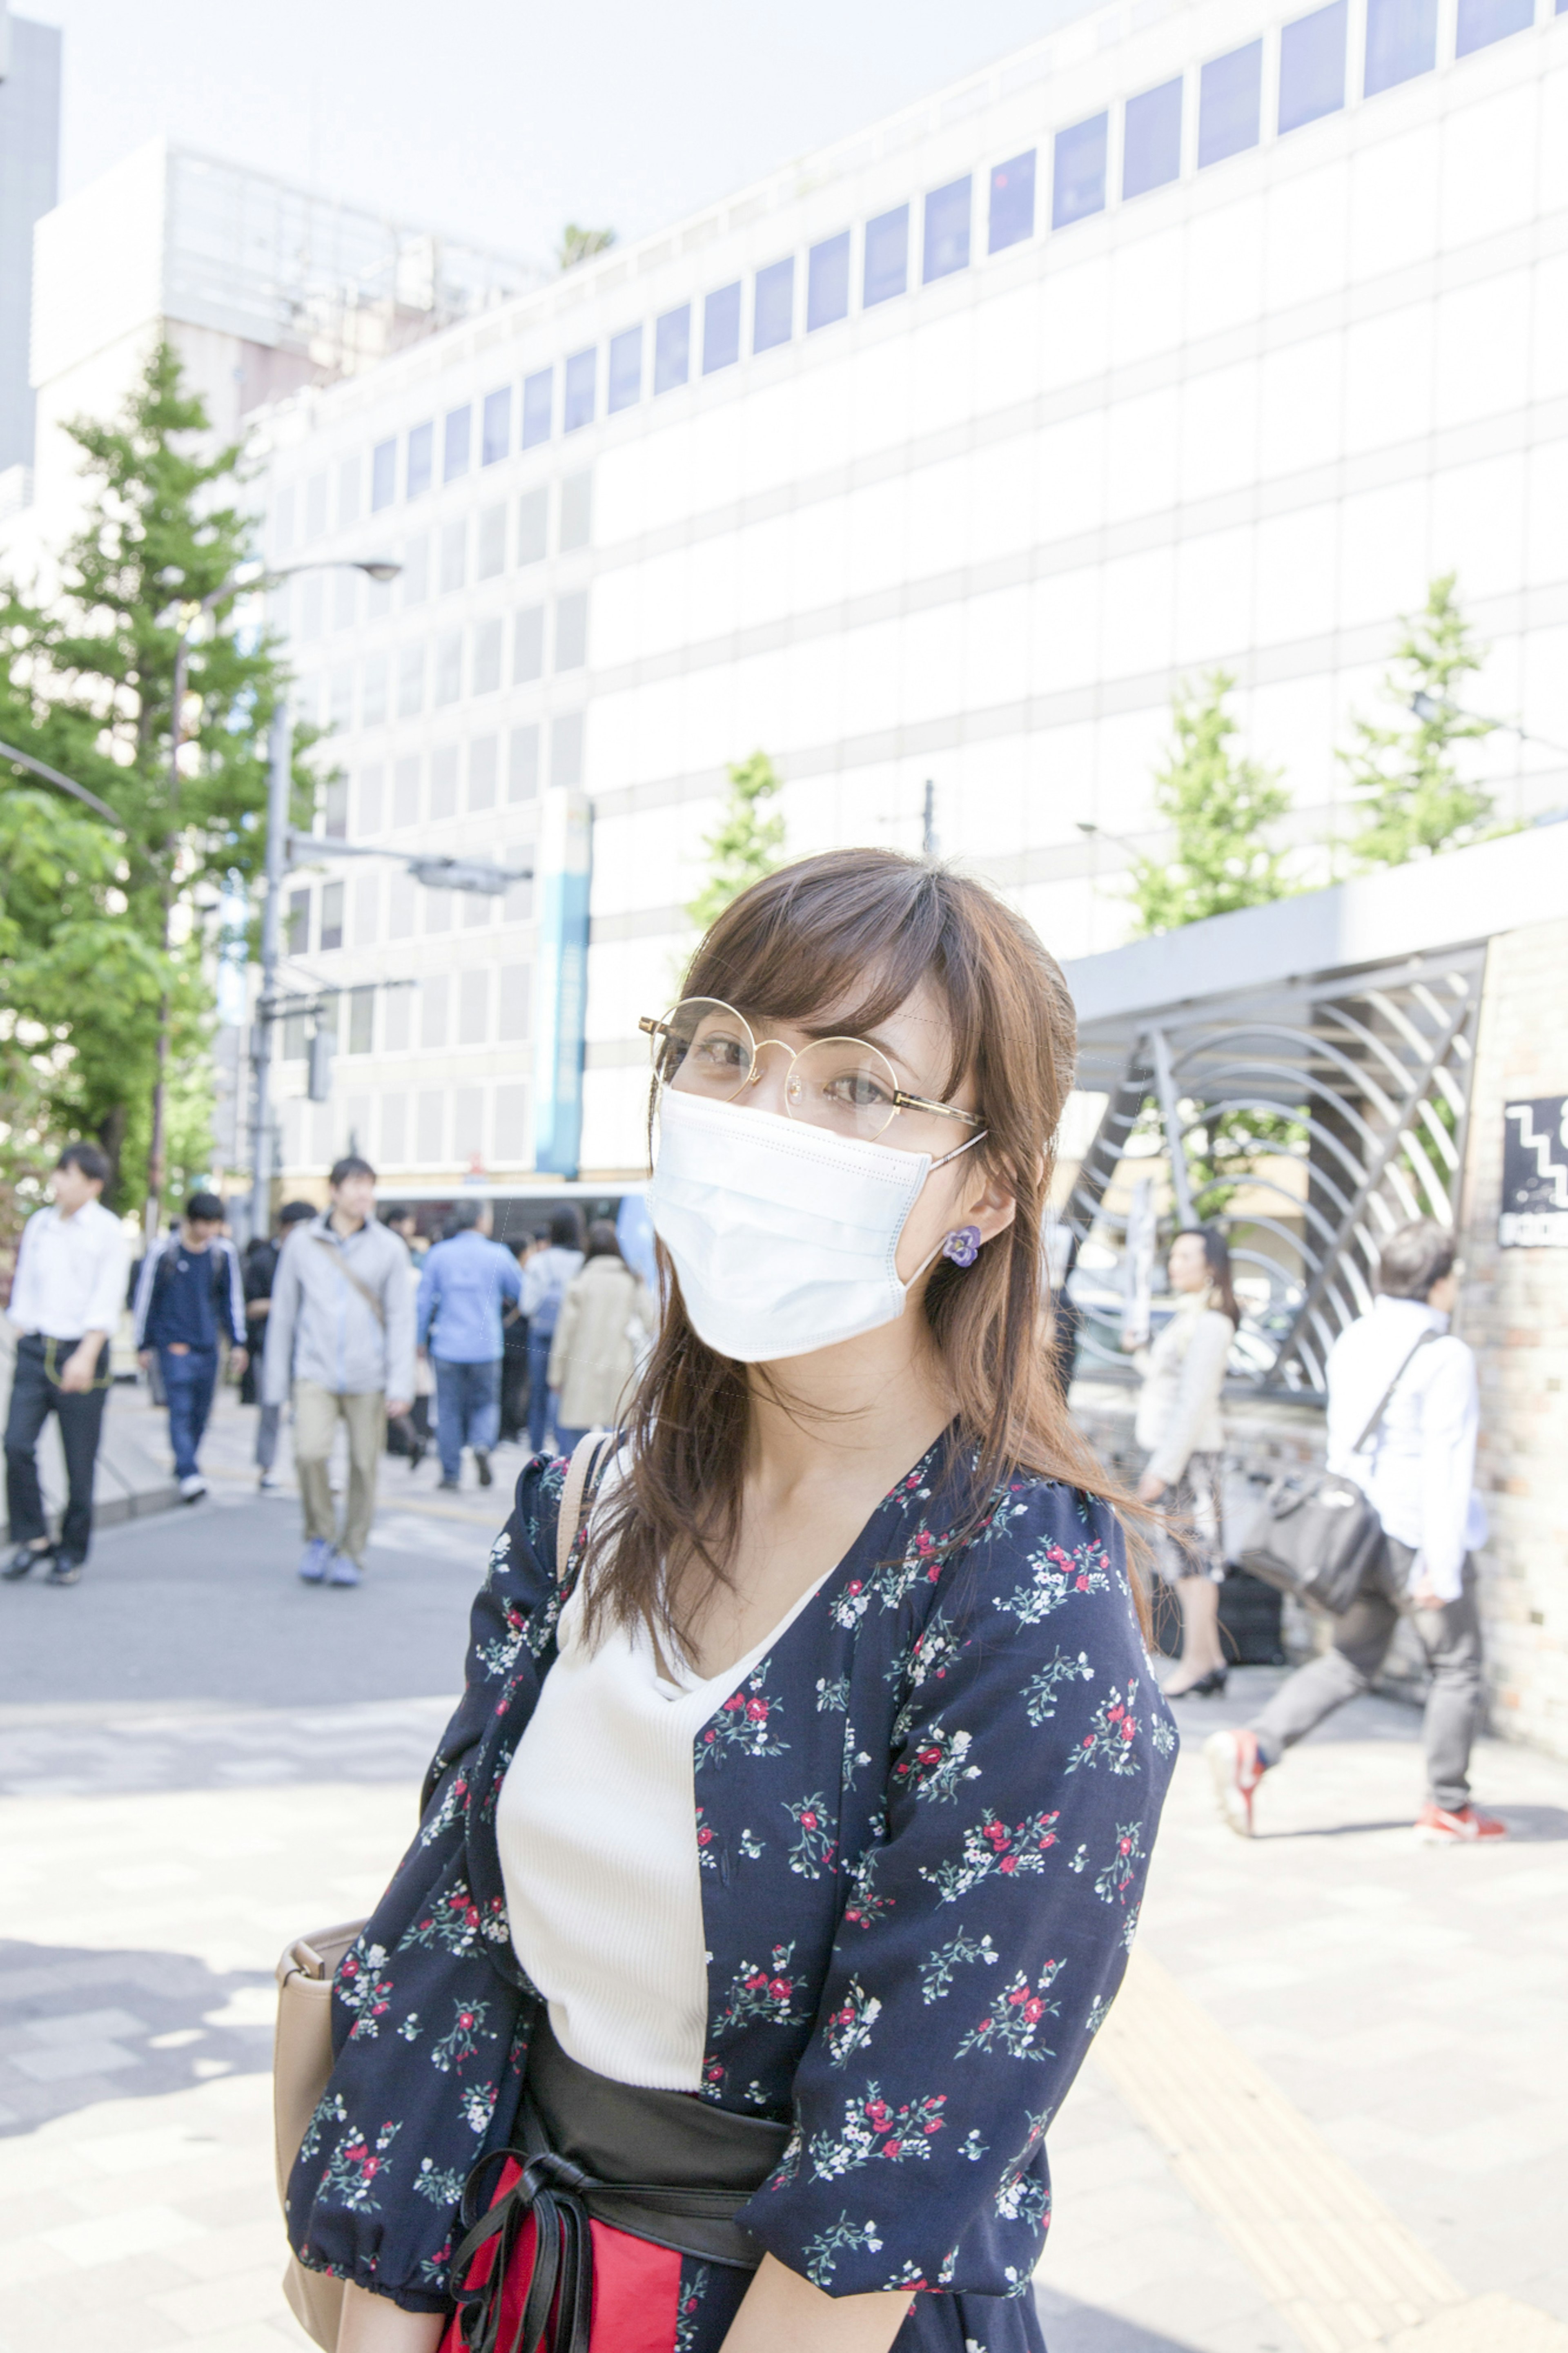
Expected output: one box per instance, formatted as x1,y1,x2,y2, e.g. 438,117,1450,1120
416,1202,521,1490
132,1191,247,1502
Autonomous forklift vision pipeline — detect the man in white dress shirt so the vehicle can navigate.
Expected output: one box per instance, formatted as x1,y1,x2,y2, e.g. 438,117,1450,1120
1207,1219,1505,1846
4,1144,129,1587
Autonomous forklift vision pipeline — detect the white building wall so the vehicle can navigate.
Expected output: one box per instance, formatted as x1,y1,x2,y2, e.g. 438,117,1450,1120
252,0,1568,1186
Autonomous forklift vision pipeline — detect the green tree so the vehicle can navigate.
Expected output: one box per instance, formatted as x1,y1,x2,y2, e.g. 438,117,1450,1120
2,341,307,1215
687,752,787,932
558,223,616,272
1127,672,1292,937
1339,573,1496,867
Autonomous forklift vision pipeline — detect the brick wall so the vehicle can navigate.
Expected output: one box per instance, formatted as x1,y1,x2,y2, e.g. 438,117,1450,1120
1457,915,1568,1762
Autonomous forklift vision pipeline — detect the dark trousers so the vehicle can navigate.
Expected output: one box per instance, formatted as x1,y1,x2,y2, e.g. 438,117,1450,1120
432,1357,501,1481
160,1345,219,1481
500,1338,530,1443
526,1329,557,1455
4,1334,110,1562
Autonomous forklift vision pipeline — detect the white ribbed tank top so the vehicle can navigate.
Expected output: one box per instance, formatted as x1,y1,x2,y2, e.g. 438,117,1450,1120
496,1561,831,2090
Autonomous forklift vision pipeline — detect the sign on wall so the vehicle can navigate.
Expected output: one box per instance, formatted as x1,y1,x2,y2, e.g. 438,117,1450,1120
1500,1095,1568,1249
533,788,592,1179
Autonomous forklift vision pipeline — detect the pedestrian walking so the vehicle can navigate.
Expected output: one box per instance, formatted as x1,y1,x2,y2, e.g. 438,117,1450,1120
240,1200,316,1491
518,1209,583,1454
3,1142,128,1588
548,1218,656,1450
261,1155,414,1588
1207,1218,1505,1845
131,1190,247,1504
416,1202,522,1490
498,1239,533,1444
282,849,1174,2353
1126,1225,1239,1696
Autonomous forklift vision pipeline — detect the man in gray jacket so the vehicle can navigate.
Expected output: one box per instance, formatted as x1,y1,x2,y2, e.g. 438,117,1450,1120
262,1156,414,1587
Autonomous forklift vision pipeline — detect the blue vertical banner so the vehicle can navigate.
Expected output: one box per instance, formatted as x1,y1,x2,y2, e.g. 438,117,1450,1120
533,787,592,1176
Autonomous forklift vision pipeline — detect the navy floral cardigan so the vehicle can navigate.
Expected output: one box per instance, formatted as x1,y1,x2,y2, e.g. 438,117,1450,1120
287,1442,1176,2353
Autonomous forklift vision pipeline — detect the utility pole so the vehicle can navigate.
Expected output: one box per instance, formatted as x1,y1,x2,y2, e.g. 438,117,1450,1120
247,700,293,1246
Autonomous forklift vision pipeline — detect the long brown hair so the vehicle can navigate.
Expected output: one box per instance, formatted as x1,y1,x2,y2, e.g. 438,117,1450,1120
586,848,1146,1654
1177,1226,1242,1329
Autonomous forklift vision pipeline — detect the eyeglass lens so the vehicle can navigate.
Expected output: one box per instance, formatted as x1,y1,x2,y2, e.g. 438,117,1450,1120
653,998,955,1150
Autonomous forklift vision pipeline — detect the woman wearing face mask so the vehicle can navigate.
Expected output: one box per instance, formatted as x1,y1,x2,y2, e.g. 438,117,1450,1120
1129,1227,1241,1698
290,850,1175,2353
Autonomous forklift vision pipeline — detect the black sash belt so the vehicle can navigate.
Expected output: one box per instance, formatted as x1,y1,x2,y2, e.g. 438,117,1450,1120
452,2017,790,2353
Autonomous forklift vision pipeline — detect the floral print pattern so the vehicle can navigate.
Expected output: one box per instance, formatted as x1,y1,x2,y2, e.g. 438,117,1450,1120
285,1444,1176,2353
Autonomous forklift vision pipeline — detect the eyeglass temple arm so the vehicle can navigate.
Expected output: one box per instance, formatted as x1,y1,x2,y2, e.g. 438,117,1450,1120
893,1091,981,1125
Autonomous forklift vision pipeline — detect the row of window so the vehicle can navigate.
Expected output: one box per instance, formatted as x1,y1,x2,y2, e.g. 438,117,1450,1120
301,600,591,736
323,0,1543,511
283,1083,532,1173
314,729,570,847
280,968,533,1056
278,471,590,579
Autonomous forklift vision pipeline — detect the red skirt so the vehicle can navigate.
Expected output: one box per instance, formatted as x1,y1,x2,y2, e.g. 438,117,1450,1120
439,2157,684,2353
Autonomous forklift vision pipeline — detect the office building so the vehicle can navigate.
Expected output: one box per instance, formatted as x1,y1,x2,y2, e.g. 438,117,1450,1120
0,4,60,495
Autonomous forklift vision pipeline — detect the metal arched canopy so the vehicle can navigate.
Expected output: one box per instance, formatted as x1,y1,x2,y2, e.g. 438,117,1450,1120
0,738,122,829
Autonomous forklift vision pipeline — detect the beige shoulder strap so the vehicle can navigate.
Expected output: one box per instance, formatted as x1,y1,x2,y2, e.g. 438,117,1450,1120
556,1429,612,1586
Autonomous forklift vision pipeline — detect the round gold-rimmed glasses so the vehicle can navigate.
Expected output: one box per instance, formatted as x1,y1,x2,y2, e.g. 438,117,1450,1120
639,997,983,1157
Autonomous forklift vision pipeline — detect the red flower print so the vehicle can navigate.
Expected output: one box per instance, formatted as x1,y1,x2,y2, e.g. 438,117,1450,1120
999,1856,1018,1873
723,1693,744,1712
800,1809,818,1830
768,1976,791,2001
746,1698,769,1722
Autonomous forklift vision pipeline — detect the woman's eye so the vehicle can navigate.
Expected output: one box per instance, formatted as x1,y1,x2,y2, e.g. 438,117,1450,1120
824,1072,892,1109
694,1037,745,1070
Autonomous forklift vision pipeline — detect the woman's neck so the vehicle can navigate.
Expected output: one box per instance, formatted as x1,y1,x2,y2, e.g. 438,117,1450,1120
744,1311,955,1508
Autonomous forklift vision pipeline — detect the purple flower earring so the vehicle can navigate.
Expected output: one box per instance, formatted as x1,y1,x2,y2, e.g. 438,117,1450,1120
941,1225,982,1268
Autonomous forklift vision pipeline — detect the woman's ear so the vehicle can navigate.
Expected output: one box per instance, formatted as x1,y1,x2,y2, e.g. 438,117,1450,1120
964,1162,1017,1245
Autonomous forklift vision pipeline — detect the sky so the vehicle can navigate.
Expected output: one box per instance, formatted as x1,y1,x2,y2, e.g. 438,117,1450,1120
29,0,1096,267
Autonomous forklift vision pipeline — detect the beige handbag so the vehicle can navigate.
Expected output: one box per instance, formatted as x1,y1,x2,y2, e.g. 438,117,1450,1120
270,1433,611,2347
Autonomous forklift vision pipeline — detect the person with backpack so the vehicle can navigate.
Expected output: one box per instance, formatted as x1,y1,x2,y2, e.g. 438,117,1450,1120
416,1202,523,1491
1206,1218,1504,1846
261,1157,414,1588
518,1208,583,1454
132,1190,248,1504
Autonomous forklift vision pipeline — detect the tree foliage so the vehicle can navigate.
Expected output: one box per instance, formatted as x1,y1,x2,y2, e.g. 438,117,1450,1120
0,341,309,1212
687,752,787,932
1126,672,1292,936
558,224,616,271
1339,573,1496,867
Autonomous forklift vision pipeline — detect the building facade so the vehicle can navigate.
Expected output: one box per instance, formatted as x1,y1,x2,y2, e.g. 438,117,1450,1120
243,0,1564,1190
0,5,60,491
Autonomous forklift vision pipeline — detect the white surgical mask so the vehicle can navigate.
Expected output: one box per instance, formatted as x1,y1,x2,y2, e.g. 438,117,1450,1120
648,1086,983,1363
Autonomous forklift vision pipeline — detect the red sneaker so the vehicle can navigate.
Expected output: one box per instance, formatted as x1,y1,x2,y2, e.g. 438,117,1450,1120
1204,1728,1265,1838
1415,1802,1508,1846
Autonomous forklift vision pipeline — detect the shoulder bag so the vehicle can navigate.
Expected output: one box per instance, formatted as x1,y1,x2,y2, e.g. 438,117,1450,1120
1239,1331,1437,1615
271,1429,612,2348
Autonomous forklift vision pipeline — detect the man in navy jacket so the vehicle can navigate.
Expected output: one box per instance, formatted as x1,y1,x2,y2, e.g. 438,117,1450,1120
132,1191,247,1503
415,1202,521,1490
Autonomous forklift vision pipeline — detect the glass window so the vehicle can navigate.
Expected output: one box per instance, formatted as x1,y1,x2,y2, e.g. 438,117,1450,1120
459,971,489,1046
481,386,511,465
323,777,349,839
498,968,530,1042
332,569,359,630
1198,40,1263,166
396,643,425,718
361,653,388,727
988,151,1036,253
704,283,742,373
440,519,466,595
421,977,450,1046
1053,113,1108,227
430,746,459,820
434,632,463,706
753,257,794,352
514,607,545,684
509,724,540,801
550,711,584,791
405,422,433,499
1280,0,1347,130
285,888,310,955
477,504,507,580
863,205,909,307
305,473,328,539
1364,0,1437,93
560,473,592,551
517,486,548,564
443,406,471,480
608,325,642,411
468,738,498,811
274,483,296,557
298,575,323,642
923,177,971,281
416,1088,444,1156
472,617,503,696
555,591,588,671
1124,78,1183,197
400,534,428,604
337,455,360,528
807,232,851,330
655,305,691,393
319,882,345,951
522,368,553,449
1455,0,1532,53
564,348,596,432
348,986,375,1054
358,765,385,832
329,669,354,732
392,757,420,828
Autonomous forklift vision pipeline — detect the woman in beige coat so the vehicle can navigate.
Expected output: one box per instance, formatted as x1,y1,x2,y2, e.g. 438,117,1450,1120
1128,1225,1241,1696
546,1220,657,1447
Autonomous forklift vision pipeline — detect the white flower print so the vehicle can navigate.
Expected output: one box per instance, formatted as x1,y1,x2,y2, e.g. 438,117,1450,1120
919,1927,1000,2005
919,1807,1062,1904
823,1977,882,2068
784,1791,837,1878
1094,1820,1147,1906
892,1719,981,1805
1064,1679,1145,1778
994,2107,1051,2224
992,1536,1112,1627
806,2084,947,2181
695,1661,788,1771
954,1961,1065,2063
803,2213,883,2289
1022,1648,1095,1724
